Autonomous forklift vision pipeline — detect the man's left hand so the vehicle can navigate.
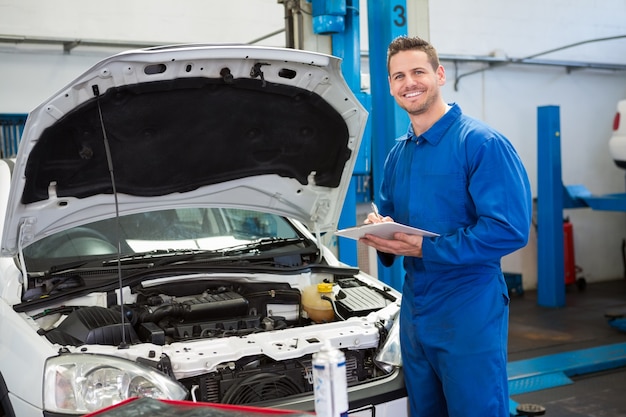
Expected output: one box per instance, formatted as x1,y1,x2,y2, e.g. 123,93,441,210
360,232,424,258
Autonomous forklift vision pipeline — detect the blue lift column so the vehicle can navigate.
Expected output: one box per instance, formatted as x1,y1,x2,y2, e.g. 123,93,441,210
366,0,409,290
334,0,367,268
537,105,566,308
536,104,626,307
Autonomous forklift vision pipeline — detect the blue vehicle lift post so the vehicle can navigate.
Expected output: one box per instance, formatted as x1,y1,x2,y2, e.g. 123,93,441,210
364,0,409,290
536,105,567,308
537,105,626,307
525,105,626,415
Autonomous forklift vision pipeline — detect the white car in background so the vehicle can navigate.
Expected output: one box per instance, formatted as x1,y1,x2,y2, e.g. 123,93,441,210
0,45,406,417
609,99,626,168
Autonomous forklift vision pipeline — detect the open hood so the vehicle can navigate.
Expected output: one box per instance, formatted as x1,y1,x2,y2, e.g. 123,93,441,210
1,44,367,256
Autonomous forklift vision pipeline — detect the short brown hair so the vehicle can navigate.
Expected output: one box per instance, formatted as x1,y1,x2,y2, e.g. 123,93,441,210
387,36,440,74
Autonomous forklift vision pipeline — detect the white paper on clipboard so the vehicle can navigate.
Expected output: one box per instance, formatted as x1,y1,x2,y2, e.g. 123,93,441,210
334,222,439,241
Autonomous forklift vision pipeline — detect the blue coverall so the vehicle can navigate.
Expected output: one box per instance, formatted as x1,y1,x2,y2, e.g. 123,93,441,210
377,103,532,417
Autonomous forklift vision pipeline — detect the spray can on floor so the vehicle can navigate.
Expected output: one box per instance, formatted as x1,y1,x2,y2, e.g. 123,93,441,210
312,340,348,417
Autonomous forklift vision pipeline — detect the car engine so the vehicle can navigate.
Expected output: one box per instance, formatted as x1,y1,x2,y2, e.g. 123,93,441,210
39,277,397,405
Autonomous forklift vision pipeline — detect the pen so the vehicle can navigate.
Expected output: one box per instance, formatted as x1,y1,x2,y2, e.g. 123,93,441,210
371,202,382,220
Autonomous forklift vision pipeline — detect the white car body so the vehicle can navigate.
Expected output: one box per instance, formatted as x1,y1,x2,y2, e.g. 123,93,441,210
609,99,626,168
0,45,407,417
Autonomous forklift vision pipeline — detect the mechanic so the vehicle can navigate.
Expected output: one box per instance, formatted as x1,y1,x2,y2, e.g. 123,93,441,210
360,36,532,417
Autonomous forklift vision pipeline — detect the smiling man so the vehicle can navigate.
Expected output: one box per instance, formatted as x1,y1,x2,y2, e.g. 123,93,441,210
360,36,532,417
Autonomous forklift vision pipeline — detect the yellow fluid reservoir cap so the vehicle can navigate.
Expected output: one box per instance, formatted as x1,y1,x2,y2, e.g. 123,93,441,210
317,283,333,293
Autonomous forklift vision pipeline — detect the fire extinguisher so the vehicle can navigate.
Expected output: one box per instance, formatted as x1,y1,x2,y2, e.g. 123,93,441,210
563,217,576,286
563,217,586,290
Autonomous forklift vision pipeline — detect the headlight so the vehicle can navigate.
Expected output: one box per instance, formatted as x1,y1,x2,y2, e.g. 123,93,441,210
375,315,402,372
43,353,188,414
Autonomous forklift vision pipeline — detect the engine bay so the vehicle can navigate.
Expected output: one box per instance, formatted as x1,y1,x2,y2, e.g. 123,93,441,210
32,276,398,405
40,276,396,347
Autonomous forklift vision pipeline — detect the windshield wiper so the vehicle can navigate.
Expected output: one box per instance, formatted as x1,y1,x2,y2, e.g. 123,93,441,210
26,258,147,279
101,248,221,266
144,238,310,267
95,238,308,268
220,237,308,255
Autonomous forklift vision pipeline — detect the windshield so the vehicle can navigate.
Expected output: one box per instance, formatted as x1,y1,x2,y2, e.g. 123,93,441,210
23,208,303,267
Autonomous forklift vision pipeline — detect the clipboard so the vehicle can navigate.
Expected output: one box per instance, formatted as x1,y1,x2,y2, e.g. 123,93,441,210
334,222,439,241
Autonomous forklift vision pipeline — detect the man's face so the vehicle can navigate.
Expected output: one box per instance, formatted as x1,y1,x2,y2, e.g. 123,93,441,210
388,50,445,116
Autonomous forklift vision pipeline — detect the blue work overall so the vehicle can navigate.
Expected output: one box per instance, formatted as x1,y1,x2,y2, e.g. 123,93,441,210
378,103,532,417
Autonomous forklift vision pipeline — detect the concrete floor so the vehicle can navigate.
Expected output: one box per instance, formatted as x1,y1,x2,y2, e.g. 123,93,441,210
507,278,626,416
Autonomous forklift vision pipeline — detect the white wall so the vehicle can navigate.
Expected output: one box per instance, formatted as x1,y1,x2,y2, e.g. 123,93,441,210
0,0,286,47
1,0,626,289
0,0,286,113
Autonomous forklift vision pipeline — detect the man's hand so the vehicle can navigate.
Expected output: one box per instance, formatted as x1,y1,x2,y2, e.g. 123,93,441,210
361,208,423,257
360,232,424,258
364,211,393,224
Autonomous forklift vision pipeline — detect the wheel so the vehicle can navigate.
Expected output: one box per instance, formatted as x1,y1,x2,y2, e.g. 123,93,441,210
576,277,587,291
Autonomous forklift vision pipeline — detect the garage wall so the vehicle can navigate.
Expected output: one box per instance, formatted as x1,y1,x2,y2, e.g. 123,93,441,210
0,0,286,47
1,0,626,288
0,0,286,112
